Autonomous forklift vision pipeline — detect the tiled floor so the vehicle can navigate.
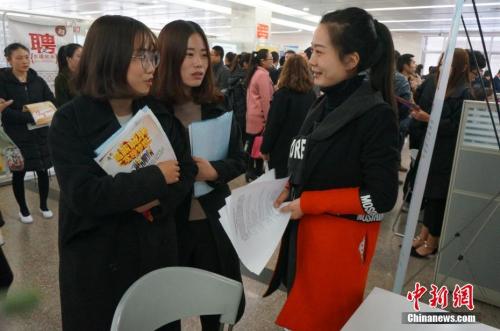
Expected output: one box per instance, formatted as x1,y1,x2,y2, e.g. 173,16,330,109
0,157,499,330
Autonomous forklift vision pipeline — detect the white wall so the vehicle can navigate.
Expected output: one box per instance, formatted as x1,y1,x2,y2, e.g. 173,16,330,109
270,31,425,64
392,32,425,64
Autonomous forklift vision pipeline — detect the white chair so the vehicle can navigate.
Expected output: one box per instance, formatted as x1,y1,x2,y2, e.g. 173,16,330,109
111,267,243,331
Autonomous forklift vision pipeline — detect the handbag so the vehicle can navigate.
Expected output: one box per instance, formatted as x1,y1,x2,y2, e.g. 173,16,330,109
4,146,25,172
250,135,263,159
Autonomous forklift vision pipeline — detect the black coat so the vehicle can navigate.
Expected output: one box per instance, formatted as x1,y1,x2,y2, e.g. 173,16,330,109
54,70,76,107
49,95,196,331
261,87,316,178
266,79,399,295
174,102,247,319
424,84,470,199
0,68,55,171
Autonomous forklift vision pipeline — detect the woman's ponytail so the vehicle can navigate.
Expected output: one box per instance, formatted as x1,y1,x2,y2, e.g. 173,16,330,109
371,21,396,111
246,49,269,86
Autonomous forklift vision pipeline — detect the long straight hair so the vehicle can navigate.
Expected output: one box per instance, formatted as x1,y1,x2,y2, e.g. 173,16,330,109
436,48,470,98
320,8,396,111
154,20,222,105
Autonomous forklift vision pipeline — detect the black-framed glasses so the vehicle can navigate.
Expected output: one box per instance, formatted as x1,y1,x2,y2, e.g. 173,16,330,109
132,51,160,70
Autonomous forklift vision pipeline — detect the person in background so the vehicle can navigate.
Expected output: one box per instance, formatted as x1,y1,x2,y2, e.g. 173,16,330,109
467,50,489,100
0,210,14,297
410,48,471,258
398,53,421,93
304,47,313,60
270,51,280,85
49,15,196,330
275,50,296,82
155,20,246,330
261,55,316,178
245,48,274,182
267,8,399,330
210,45,230,91
227,52,251,136
394,50,413,174
494,69,500,93
55,43,82,107
0,98,13,245
224,51,235,68
0,43,55,224
415,64,424,78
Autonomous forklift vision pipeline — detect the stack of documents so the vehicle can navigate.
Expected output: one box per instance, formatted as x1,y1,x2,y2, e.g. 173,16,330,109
94,106,176,175
218,169,291,275
189,111,232,197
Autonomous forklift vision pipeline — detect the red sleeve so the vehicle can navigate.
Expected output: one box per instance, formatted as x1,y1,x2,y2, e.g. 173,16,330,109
300,187,365,215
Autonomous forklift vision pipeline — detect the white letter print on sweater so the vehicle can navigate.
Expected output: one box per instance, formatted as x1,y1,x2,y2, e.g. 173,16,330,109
289,138,307,160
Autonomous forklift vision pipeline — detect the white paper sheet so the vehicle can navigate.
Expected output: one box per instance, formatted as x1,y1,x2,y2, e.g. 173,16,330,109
218,171,290,275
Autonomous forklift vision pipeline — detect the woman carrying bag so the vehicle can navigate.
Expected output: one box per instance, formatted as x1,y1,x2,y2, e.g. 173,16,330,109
245,49,274,182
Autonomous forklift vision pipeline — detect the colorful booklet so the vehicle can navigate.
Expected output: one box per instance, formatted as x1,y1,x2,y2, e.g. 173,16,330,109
94,106,176,176
23,101,57,130
189,111,232,197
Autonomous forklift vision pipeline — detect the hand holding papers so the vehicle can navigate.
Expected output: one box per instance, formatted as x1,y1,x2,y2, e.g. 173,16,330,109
94,106,176,176
23,101,57,130
218,169,291,275
189,112,232,197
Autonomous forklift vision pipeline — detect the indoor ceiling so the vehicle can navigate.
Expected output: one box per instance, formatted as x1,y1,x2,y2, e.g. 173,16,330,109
0,0,499,37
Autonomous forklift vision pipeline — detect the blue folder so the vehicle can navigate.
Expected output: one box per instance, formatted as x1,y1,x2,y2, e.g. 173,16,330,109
189,111,233,197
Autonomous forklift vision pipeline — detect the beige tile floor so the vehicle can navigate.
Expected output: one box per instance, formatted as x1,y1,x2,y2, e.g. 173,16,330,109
0,154,499,330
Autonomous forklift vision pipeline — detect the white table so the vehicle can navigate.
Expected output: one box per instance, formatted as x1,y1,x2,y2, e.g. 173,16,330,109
342,287,498,331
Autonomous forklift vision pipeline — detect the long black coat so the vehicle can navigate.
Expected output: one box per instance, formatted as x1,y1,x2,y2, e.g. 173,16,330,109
424,84,470,199
260,87,316,178
0,68,55,171
174,102,247,319
49,96,196,331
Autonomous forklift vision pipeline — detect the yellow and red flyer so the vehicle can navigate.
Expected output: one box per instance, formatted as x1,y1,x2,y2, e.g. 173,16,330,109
94,106,176,176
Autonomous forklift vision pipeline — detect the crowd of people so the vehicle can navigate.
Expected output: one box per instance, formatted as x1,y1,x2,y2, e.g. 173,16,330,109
0,5,498,331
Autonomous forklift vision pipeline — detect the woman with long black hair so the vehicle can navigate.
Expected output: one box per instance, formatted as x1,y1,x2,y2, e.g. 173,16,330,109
55,43,82,106
0,43,55,224
266,7,399,330
155,20,246,330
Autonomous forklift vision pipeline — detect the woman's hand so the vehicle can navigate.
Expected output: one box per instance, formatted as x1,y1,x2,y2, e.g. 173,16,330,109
411,108,430,122
157,160,180,184
0,99,13,113
193,157,218,181
261,153,270,161
280,199,304,220
274,187,290,209
134,200,160,213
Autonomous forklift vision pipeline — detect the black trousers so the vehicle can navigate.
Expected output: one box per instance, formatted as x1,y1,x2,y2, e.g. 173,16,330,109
0,247,13,297
244,134,264,180
423,198,446,237
178,220,221,331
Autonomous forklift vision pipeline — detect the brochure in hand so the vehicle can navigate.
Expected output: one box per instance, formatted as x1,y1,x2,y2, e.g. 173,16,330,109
23,101,57,130
94,106,176,176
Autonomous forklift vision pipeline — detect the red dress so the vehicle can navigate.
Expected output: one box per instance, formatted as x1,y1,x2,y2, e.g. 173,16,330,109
275,187,381,331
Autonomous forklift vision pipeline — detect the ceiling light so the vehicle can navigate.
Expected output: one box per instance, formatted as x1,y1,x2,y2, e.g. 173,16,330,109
367,2,500,11
226,0,319,23
271,18,315,31
163,0,231,15
381,16,500,23
203,25,231,29
79,10,103,15
271,29,303,34
6,13,31,18
303,7,309,12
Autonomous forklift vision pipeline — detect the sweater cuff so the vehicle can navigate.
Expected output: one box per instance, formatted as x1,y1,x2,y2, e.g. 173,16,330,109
300,187,364,215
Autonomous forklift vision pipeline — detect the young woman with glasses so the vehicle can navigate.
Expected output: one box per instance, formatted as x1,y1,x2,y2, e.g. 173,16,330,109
48,15,196,330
